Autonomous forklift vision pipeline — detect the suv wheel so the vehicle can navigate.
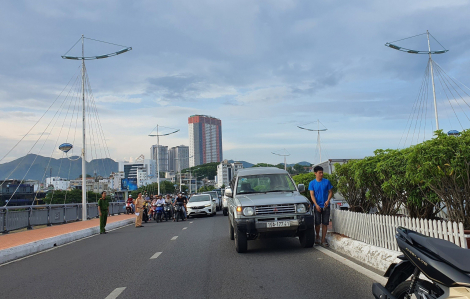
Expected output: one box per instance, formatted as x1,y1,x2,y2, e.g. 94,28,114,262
299,228,315,248
235,228,247,253
229,220,234,240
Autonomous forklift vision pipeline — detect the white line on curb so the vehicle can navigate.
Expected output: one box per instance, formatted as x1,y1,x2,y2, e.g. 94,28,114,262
183,227,187,230
315,246,387,285
0,223,134,267
105,287,126,299
150,252,162,259
171,236,178,240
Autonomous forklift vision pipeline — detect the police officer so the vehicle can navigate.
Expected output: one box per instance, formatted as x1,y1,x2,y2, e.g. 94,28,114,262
98,191,109,234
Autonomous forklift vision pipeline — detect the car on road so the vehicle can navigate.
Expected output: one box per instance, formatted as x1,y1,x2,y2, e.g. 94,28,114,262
226,167,315,253
222,187,230,216
187,194,217,217
202,190,222,211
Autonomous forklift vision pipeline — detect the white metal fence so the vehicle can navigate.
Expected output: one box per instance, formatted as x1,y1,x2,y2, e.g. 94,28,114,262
332,209,468,251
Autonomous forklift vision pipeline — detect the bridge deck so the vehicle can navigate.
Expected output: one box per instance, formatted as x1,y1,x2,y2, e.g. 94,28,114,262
0,214,135,250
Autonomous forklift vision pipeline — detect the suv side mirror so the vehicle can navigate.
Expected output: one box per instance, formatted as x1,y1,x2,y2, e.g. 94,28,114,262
225,188,233,198
298,184,305,193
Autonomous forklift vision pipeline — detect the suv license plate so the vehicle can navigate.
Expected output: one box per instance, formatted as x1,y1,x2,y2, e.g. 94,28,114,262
266,221,291,228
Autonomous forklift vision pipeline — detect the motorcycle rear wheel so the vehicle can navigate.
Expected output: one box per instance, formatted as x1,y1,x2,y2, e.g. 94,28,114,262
392,279,442,299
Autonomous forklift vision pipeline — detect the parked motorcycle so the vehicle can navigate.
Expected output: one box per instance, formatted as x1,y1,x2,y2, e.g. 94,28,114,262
174,202,185,222
164,203,173,221
372,227,470,299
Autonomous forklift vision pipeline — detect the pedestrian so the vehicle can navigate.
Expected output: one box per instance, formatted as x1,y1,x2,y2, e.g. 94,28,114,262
134,192,145,228
308,166,333,247
98,191,109,234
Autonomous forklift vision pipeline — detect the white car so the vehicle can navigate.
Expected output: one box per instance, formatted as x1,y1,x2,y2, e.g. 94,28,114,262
187,194,217,217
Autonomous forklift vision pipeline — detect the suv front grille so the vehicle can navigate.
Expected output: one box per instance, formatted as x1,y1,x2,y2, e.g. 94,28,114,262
255,204,295,215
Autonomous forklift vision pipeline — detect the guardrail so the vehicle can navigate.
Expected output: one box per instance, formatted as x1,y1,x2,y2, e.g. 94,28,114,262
332,209,468,250
0,202,126,234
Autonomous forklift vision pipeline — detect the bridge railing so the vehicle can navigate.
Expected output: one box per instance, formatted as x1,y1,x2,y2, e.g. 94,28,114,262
0,202,126,234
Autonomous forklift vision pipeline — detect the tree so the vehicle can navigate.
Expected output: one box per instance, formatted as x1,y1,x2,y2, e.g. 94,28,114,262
198,185,215,192
407,130,470,229
182,162,218,180
45,189,108,204
332,160,371,213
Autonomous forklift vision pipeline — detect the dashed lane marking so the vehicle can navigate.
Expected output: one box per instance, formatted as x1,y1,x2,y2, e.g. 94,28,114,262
105,287,126,299
150,252,162,259
183,227,187,230
171,236,178,240
190,222,193,224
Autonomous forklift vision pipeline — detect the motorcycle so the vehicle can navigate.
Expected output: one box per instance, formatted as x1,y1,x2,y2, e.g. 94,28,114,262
142,204,149,223
125,202,133,214
372,227,470,299
174,202,185,222
155,204,164,223
164,203,173,221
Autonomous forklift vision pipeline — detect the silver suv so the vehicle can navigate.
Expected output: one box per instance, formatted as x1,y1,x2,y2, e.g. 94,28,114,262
226,167,315,253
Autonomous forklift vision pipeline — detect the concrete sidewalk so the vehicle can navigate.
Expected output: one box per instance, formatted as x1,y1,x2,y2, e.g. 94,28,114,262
0,214,135,264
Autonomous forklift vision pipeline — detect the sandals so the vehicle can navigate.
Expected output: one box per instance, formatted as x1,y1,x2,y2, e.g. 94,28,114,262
321,242,329,248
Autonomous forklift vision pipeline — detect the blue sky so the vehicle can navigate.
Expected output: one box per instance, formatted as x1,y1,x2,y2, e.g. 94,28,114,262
1,0,470,165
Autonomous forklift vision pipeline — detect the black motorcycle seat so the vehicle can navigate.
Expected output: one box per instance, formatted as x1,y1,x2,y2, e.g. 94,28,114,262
409,232,470,273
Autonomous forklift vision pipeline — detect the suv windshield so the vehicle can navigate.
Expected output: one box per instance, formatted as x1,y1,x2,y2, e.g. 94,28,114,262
190,195,211,202
236,174,296,194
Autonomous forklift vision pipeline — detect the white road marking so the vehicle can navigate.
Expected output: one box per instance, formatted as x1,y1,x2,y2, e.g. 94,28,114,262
315,246,387,284
105,287,126,299
182,227,187,230
190,222,193,224
171,236,178,240
0,223,134,267
150,252,162,259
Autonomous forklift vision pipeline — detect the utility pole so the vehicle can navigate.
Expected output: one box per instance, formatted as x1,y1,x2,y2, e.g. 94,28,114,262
427,30,439,130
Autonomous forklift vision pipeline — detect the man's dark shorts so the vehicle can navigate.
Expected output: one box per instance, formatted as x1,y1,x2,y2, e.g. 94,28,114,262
314,206,330,226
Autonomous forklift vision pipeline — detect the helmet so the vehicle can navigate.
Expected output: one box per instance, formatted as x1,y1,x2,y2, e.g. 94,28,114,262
129,195,132,198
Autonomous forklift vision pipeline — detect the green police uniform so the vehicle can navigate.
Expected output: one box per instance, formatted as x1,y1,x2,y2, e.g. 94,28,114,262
98,197,109,234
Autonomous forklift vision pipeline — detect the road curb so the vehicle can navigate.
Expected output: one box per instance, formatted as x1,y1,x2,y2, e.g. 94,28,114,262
326,232,401,272
0,218,134,265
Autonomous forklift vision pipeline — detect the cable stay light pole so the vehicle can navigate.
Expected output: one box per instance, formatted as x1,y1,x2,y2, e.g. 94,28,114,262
175,155,193,193
271,149,290,170
62,35,131,221
385,31,448,131
298,120,327,164
149,125,179,195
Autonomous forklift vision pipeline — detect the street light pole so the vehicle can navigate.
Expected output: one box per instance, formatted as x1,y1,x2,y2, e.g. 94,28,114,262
271,149,290,171
149,125,179,195
298,120,328,165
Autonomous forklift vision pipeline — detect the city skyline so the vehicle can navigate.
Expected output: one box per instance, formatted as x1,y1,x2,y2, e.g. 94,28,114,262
1,2,470,166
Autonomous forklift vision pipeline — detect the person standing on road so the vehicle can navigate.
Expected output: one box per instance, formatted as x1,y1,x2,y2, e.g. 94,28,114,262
98,191,109,234
134,192,145,228
308,166,333,247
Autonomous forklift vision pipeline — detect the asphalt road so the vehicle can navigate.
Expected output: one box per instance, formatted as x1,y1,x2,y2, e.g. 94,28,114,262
0,212,376,298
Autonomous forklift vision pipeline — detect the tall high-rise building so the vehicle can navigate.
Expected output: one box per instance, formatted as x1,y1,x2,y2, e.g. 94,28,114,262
150,145,169,172
169,145,190,172
188,115,222,167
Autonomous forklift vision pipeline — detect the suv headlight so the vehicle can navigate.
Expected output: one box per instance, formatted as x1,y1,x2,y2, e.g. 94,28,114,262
243,207,255,216
296,204,307,213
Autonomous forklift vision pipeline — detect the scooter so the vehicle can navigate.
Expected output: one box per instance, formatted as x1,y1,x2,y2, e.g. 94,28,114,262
174,203,185,222
372,227,470,299
155,204,164,223
164,203,173,221
142,204,149,223
125,202,133,214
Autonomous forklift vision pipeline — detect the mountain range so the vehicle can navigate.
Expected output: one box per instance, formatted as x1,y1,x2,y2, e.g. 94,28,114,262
0,154,118,182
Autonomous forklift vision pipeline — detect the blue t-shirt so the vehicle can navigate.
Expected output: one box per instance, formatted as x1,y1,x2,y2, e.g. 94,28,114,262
308,178,333,208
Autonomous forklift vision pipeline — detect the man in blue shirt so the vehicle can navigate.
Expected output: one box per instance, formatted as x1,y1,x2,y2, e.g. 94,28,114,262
308,166,333,247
